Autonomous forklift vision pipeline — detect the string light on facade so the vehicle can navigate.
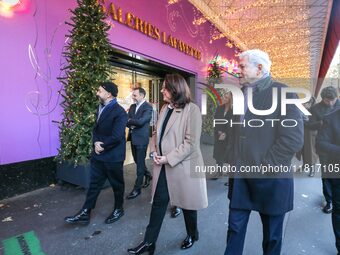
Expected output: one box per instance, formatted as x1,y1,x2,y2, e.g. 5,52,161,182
188,0,331,89
167,0,179,5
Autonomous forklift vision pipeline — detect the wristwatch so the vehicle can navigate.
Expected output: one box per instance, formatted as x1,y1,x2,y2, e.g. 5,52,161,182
149,152,155,159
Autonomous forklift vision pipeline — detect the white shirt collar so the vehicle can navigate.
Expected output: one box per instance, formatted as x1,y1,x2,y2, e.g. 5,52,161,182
137,100,146,107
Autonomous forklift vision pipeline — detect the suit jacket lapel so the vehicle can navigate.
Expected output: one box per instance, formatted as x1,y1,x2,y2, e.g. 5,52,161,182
135,102,144,116
98,103,114,125
130,104,137,117
163,107,182,138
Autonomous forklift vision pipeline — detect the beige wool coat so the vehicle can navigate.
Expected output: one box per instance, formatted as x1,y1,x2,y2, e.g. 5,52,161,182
150,102,208,210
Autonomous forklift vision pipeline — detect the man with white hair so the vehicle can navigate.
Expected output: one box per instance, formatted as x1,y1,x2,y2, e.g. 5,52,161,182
225,49,304,255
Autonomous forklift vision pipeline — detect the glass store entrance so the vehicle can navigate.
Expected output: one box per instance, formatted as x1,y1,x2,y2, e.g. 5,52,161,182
108,67,162,129
108,48,195,165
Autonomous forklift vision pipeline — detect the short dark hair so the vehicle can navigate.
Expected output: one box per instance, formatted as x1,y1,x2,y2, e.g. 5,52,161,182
321,86,338,99
163,73,191,108
133,87,146,97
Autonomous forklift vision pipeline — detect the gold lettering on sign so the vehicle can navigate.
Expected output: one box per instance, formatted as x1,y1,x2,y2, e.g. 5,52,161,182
154,28,160,40
126,12,134,28
167,35,174,47
161,32,166,44
108,3,117,21
143,22,148,35
97,0,107,13
147,23,153,38
107,2,201,60
134,16,142,32
117,8,123,23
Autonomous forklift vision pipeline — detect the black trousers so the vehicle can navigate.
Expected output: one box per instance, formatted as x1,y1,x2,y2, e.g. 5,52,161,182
331,179,340,253
131,144,151,191
144,166,197,243
83,159,124,210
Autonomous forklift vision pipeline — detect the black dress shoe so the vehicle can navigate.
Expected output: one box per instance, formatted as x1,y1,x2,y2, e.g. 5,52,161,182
126,189,141,199
171,206,181,218
323,202,333,214
142,175,152,188
127,241,155,255
64,209,90,225
105,208,124,224
180,233,199,249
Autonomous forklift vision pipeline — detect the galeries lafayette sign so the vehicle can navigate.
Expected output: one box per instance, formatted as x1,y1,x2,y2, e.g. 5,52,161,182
98,0,202,60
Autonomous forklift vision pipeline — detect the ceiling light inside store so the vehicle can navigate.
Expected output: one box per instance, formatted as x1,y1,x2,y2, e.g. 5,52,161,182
189,0,332,90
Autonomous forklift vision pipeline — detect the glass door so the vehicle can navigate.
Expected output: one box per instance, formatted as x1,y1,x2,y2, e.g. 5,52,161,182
109,66,163,128
149,78,162,132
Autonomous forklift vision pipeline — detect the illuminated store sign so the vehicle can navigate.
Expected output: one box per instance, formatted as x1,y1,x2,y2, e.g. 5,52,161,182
99,0,202,60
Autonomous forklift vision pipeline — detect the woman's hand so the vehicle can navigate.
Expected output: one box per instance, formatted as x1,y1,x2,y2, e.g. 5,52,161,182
154,155,168,165
218,132,226,141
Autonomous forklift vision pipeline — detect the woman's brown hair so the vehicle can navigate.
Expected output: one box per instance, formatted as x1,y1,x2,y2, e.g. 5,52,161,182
224,90,233,111
163,73,191,108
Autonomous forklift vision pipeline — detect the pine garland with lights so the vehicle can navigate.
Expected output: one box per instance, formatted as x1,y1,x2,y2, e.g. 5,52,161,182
57,0,112,166
202,57,223,136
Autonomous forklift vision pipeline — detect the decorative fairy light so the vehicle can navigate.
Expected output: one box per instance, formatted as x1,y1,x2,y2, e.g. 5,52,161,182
167,0,179,5
193,17,207,25
188,0,331,88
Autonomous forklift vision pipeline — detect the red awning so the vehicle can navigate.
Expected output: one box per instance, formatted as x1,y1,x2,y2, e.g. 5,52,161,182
315,0,340,97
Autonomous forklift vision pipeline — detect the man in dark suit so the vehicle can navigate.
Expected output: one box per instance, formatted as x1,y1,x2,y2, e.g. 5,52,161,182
65,81,128,225
224,50,304,255
126,87,153,199
317,105,340,253
305,86,339,213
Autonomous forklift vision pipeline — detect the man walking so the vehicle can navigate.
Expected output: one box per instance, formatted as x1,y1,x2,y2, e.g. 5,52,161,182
126,87,153,199
317,105,340,253
305,86,339,213
64,81,128,224
225,49,304,255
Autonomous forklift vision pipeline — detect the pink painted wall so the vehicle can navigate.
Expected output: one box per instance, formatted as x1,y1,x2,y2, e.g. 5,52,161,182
0,0,238,165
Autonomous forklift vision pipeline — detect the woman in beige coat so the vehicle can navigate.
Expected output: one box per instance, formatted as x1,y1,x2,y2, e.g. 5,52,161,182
128,74,208,255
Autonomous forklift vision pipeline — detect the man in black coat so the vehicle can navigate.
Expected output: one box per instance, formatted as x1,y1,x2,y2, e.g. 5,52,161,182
305,86,339,213
65,81,128,225
126,87,153,199
317,106,340,253
224,49,304,255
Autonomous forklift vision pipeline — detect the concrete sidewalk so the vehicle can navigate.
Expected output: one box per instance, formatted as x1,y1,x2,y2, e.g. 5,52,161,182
0,145,337,255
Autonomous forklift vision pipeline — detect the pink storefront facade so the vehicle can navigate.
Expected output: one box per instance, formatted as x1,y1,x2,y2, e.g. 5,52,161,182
0,0,238,166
